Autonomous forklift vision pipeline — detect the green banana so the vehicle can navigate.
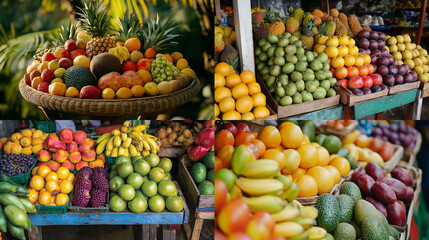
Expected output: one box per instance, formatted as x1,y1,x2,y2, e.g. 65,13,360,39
7,222,26,240
18,198,36,214
4,205,29,230
236,177,284,196
96,138,109,155
0,205,7,233
274,221,305,238
279,182,299,202
241,195,285,213
0,194,26,212
0,182,28,194
239,159,280,178
288,232,310,240
294,216,316,230
96,133,111,144
0,175,28,193
305,226,327,240
271,204,301,222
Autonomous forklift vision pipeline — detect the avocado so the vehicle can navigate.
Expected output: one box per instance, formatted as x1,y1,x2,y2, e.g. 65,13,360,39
354,199,390,230
300,121,316,142
191,163,207,184
63,65,97,90
334,222,356,240
336,148,350,157
336,194,355,223
350,219,362,238
340,182,362,203
207,169,214,183
345,155,358,170
322,135,342,154
361,217,389,240
198,181,214,195
316,193,340,233
388,225,400,240
314,134,327,145
203,152,215,169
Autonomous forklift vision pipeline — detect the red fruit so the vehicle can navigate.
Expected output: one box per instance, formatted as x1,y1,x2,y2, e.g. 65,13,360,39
362,76,373,88
30,71,41,81
386,200,406,226
214,229,227,240
70,49,86,60
65,39,76,52
24,73,31,85
79,86,101,99
217,198,251,235
59,58,73,69
352,170,365,183
220,122,238,136
371,182,397,203
195,128,215,148
187,143,210,162
365,162,384,180
348,76,363,89
121,61,137,73
215,179,227,213
144,48,156,59
42,52,55,62
365,196,388,217
41,68,54,82
358,173,375,196
391,167,414,186
37,82,50,93
378,177,408,200
338,79,348,89
235,123,250,133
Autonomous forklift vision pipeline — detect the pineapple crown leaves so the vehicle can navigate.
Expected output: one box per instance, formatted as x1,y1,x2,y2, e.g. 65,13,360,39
114,9,142,41
288,5,295,16
77,0,113,38
265,7,281,23
140,14,179,53
51,20,79,46
302,20,316,36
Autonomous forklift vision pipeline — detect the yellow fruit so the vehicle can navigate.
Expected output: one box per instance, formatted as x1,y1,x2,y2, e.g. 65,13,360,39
214,103,220,117
102,88,115,99
181,68,196,80
225,74,241,88
21,129,32,137
55,193,69,206
296,175,318,197
331,56,345,68
116,87,133,99
30,176,45,191
325,46,339,58
219,97,235,113
215,87,232,103
73,55,90,68
326,36,339,47
348,38,356,46
236,95,253,114
396,35,404,43
280,124,303,149
222,110,241,120
252,92,266,107
241,112,255,120
45,172,58,182
337,46,349,57
215,73,226,88
37,165,51,178
253,106,270,119
247,82,261,95
297,144,319,169
317,36,329,45
131,85,145,98
316,146,330,166
45,180,60,195
281,149,301,174
28,189,39,204
348,46,359,56
176,59,189,71
57,167,70,180
338,35,350,46
38,191,52,206
65,87,79,98
231,83,249,99
59,180,73,194
325,165,341,184
329,156,351,177
307,166,334,194
354,55,364,67
171,52,184,64
314,44,327,54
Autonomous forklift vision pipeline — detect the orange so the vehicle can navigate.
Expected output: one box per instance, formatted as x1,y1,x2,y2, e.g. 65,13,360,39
338,35,350,46
279,123,303,149
262,149,286,170
252,93,266,107
57,167,70,180
365,64,375,74
219,97,235,113
281,149,301,174
358,66,369,77
48,82,67,96
291,167,306,181
363,54,372,64
234,132,255,147
348,38,356,46
316,146,330,166
215,62,232,77
296,175,318,197
347,66,359,78
28,189,39,204
215,87,232,103
354,55,364,67
253,106,270,119
225,74,241,88
102,88,115,99
37,165,51,178
314,44,326,54
334,67,348,80
331,56,344,68
236,95,253,113
215,103,220,117
247,82,261,95
163,54,174,63
217,145,234,169
124,38,141,53
329,156,351,177
326,36,339,47
45,172,58,182
348,46,359,56
240,71,256,84
317,36,329,45
344,55,356,67
32,166,39,176
55,193,69,206
325,46,339,58
131,85,145,98
297,144,319,169
59,180,73,194
324,165,341,184
338,46,349,57
222,110,241,120
257,126,281,149
278,121,295,130
45,180,60,195
38,191,52,206
144,48,156,59
301,135,310,145
65,87,79,98
232,83,249,99
137,70,152,84
307,166,334,194
116,87,133,99
215,73,225,88
252,139,266,158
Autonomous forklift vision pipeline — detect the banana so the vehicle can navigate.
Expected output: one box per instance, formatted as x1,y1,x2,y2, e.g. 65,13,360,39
124,147,129,157
305,227,327,240
113,136,122,148
105,149,112,156
96,138,109,155
123,121,133,127
141,139,151,151
142,133,157,140
288,232,310,240
122,138,132,148
129,144,138,157
236,178,284,196
276,174,293,194
239,159,280,179
279,182,299,202
274,221,305,238
121,126,128,133
150,149,158,154
293,217,316,230
106,137,114,151
142,150,150,157
133,125,147,132
144,136,159,150
241,195,285,213
96,133,111,144
111,147,118,157
112,129,121,136
271,204,301,222
300,206,318,219
121,133,128,142
230,185,242,199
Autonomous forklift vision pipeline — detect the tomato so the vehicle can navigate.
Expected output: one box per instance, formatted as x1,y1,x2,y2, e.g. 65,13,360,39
217,198,251,235
215,179,228,213
244,143,258,161
252,139,266,158
216,130,235,153
235,132,255,147
251,211,275,233
215,156,223,172
257,126,281,149
217,145,234,169
215,229,228,240
231,145,253,175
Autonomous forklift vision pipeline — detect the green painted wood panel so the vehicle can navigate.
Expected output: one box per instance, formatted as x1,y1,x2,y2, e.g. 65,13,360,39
282,106,344,120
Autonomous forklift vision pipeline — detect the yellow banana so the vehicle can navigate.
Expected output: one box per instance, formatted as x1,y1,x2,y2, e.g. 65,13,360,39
342,130,361,144
121,126,128,133
123,121,133,127
274,221,305,238
106,137,114,151
142,150,150,157
96,133,111,144
150,149,158,154
144,136,159,150
300,206,318,219
129,144,138,157
230,185,242,199
122,138,132,148
288,232,310,240
118,147,126,156
239,159,280,178
293,217,316,230
113,136,122,148
133,141,143,151
236,177,284,196
141,139,151,151
142,134,157,141
133,125,147,132
105,149,112,156
305,227,327,240
241,195,285,213
111,147,119,157
112,129,121,136
271,204,301,222
123,147,129,157
96,138,109,155
121,133,128,142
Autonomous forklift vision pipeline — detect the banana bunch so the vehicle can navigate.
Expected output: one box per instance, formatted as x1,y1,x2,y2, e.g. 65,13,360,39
0,174,36,240
233,159,324,240
96,122,160,158
108,46,130,63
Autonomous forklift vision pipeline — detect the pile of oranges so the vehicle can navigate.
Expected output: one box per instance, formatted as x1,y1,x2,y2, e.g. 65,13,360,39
28,165,74,206
214,62,271,120
314,35,374,81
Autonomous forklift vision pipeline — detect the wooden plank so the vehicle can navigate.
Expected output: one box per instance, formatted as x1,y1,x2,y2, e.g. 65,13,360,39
334,83,389,106
190,217,204,240
420,82,429,97
196,211,215,220
252,105,277,124
149,225,157,240
284,105,343,120
214,0,222,22
158,146,186,158
28,226,43,240
412,89,422,120
232,0,255,73
389,81,420,94
353,89,418,119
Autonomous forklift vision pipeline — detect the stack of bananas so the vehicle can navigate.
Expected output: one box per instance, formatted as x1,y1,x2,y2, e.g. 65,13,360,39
108,46,130,63
234,159,327,240
96,122,160,158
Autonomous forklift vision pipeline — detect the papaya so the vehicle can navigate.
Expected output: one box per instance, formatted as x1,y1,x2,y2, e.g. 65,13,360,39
0,194,26,212
7,222,26,240
4,205,29,230
0,205,7,233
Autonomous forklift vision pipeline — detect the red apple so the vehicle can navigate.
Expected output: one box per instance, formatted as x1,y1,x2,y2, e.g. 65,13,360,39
370,74,383,85
220,122,238,136
70,49,86,60
65,39,76,52
136,58,152,71
362,76,373,88
235,123,250,133
42,52,55,62
59,58,73,69
121,61,137,73
348,76,363,89
37,82,50,93
338,79,348,89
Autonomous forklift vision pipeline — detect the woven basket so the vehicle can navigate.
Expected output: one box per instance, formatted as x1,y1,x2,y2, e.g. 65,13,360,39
19,77,200,117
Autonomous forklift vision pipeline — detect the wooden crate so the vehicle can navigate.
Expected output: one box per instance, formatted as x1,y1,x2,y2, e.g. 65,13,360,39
159,146,187,158
177,155,214,209
389,81,420,94
253,105,277,124
317,121,358,139
404,132,422,162
333,83,389,106
383,145,404,172
419,81,429,98
257,74,340,118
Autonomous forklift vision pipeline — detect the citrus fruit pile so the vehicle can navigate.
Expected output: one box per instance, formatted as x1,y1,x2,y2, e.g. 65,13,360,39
214,62,271,120
0,128,48,156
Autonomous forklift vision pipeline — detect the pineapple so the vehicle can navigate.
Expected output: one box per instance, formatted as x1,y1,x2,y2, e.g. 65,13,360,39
77,1,115,59
319,20,336,36
114,10,142,42
52,21,79,46
300,20,315,50
265,8,285,35
286,16,300,34
140,15,179,53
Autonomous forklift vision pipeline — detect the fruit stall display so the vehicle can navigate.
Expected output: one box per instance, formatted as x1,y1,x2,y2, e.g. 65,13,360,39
19,1,200,117
0,129,48,156
214,120,424,240
156,121,208,147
